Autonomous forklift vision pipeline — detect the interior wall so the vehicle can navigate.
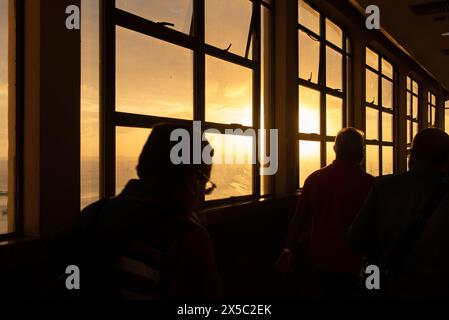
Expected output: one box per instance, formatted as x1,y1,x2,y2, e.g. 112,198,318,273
23,0,81,237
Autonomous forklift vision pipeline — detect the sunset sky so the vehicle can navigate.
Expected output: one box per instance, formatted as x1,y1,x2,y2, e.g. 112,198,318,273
82,0,255,160
0,0,392,205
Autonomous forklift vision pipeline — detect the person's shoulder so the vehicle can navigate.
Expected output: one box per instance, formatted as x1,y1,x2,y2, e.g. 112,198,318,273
373,172,409,190
305,165,331,183
359,169,376,184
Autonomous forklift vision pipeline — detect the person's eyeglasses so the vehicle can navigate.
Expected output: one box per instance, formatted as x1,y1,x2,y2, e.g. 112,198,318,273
198,172,217,195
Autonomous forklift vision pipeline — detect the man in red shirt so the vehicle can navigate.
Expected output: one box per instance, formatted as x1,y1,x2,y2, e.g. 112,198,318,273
276,128,374,299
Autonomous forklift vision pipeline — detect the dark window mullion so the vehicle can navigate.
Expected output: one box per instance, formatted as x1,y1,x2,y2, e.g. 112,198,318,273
196,0,206,204
101,0,117,198
378,55,383,176
319,14,326,168
194,0,205,123
252,1,261,197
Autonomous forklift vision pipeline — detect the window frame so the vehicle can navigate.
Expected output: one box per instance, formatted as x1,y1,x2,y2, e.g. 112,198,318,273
445,99,449,133
99,0,273,207
364,46,396,177
297,0,349,188
0,0,24,239
427,91,437,127
405,76,420,147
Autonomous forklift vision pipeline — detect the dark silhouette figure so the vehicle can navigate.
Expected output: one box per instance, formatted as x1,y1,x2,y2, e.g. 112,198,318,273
348,128,449,299
276,128,374,299
49,123,222,300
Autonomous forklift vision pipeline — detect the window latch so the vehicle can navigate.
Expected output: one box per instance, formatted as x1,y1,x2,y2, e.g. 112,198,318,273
157,22,175,28
307,33,319,42
223,43,232,52
307,73,313,82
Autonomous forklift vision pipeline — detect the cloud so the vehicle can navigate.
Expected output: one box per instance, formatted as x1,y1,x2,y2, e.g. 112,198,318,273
224,85,249,98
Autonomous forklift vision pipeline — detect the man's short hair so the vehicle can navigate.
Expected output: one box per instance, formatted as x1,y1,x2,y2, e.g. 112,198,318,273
334,128,365,161
137,123,213,183
410,128,449,167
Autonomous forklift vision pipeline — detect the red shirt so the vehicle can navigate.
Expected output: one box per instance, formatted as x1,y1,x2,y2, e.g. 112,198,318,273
288,160,374,274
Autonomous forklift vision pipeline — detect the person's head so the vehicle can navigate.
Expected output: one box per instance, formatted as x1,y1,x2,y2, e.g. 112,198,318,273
409,128,449,172
136,123,214,211
333,127,365,165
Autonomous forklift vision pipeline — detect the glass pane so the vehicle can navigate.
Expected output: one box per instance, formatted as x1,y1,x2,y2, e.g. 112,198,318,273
326,141,335,166
206,0,253,57
81,0,100,210
299,140,320,188
325,18,342,48
116,0,193,35
406,76,411,91
432,107,437,126
0,0,8,234
366,107,378,140
412,81,419,95
446,101,449,133
382,78,393,109
366,145,379,177
412,95,419,119
366,47,378,70
326,47,342,91
406,92,411,117
298,0,320,34
298,30,319,83
116,127,152,195
326,95,343,137
382,58,393,79
366,69,378,105
432,94,436,106
205,55,252,126
299,85,320,134
407,120,412,144
413,122,419,141
382,112,393,142
116,27,193,119
382,146,393,175
205,132,253,200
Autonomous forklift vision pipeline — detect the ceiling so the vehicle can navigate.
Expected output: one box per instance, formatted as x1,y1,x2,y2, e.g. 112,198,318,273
351,0,449,92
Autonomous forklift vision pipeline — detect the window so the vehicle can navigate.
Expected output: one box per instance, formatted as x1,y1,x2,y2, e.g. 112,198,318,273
0,0,20,236
365,48,395,177
297,0,348,187
0,0,8,234
427,91,437,127
406,76,419,146
81,0,100,210
89,0,273,204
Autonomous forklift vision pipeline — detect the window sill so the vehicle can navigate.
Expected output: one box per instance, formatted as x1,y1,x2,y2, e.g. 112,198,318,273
0,236,39,248
198,193,298,225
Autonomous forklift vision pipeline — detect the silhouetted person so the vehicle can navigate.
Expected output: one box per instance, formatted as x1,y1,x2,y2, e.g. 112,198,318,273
348,128,449,299
276,128,374,299
49,123,222,300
